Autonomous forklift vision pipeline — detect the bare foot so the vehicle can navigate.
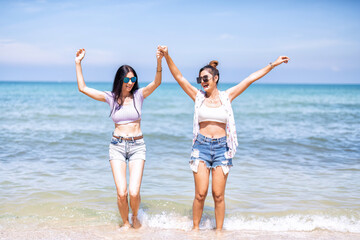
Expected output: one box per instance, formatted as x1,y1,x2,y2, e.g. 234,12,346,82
131,215,142,229
119,222,131,231
191,226,200,231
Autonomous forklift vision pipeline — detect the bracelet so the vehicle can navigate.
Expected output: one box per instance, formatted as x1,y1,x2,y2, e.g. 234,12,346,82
269,62,274,69
157,68,162,72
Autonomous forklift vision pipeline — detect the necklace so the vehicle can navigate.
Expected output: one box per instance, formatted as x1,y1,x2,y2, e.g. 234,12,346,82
207,98,217,104
206,92,219,104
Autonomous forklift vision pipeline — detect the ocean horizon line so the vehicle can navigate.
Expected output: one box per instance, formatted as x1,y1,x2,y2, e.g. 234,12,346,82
1,80,359,85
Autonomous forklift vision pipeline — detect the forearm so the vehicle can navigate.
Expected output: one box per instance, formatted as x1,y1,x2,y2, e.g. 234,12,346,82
75,62,86,92
164,54,197,100
154,60,162,86
164,54,183,82
227,56,289,101
142,59,162,98
244,64,273,84
227,64,273,101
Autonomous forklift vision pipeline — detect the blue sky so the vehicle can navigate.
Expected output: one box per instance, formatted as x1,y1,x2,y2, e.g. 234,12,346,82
0,0,359,83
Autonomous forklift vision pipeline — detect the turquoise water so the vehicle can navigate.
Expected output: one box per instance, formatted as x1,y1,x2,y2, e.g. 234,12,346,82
1,82,360,237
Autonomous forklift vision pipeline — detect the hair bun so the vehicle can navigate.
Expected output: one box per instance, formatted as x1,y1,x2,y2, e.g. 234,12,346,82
209,60,218,69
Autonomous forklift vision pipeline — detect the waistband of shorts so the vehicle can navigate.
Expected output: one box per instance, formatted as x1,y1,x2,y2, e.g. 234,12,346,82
196,133,226,143
112,134,143,141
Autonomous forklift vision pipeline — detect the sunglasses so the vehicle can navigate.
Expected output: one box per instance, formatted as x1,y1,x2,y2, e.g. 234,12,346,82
124,77,137,83
196,75,211,84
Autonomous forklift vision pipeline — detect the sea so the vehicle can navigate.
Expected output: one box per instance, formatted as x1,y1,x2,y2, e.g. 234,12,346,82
0,82,359,240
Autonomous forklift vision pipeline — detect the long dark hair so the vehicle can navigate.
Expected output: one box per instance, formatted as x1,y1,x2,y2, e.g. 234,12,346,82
199,60,220,85
109,65,140,117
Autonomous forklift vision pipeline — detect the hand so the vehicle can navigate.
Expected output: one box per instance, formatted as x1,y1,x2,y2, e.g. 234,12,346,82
273,56,290,67
75,48,86,63
158,45,168,57
156,45,164,61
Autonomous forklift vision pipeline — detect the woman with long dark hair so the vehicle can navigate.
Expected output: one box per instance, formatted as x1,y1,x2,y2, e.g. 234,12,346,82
75,48,163,229
159,45,289,231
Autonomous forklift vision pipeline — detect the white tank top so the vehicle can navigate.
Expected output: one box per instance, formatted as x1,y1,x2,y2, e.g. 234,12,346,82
198,103,227,124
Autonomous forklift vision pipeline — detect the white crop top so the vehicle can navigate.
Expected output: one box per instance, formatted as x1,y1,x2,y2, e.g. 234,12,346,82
198,103,227,124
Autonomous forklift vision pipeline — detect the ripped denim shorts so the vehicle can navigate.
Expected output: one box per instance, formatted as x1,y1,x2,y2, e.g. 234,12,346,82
190,133,233,175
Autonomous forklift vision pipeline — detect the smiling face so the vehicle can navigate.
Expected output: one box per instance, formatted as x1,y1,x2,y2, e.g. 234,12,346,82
199,69,218,92
123,72,136,93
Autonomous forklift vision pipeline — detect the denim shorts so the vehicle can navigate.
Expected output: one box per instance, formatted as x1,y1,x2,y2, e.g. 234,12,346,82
190,134,233,174
109,136,146,162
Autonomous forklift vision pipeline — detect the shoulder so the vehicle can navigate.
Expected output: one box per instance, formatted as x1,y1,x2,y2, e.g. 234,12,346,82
220,90,229,98
195,89,205,100
134,88,144,99
197,89,205,97
133,88,142,95
219,90,227,95
104,91,113,96
104,91,115,105
219,90,231,103
104,91,114,100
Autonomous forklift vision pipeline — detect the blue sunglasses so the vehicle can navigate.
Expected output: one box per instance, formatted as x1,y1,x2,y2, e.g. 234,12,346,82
124,77,137,83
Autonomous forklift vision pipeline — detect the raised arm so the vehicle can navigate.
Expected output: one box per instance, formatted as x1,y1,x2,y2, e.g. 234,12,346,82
142,46,163,98
226,56,290,102
75,48,106,102
159,46,198,101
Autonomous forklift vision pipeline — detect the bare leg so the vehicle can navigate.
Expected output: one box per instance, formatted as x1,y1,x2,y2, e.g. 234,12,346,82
128,159,145,229
211,166,228,231
110,160,130,228
192,161,210,230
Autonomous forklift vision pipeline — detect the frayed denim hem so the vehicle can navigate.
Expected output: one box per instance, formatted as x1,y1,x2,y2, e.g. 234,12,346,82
189,159,231,175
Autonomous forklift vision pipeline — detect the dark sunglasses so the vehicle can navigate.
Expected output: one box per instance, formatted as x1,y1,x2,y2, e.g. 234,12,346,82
196,75,210,84
124,77,137,83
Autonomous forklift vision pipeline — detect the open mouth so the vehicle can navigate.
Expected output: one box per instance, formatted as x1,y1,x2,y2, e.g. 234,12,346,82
202,83,209,89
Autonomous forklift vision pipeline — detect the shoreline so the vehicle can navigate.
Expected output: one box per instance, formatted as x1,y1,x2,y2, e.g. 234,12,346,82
1,223,360,240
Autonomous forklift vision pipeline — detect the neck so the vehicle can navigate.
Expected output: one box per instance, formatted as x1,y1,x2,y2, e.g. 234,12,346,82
121,90,132,98
206,88,219,98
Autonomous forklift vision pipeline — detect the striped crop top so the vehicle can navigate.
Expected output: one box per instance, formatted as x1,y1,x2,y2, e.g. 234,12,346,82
104,88,144,124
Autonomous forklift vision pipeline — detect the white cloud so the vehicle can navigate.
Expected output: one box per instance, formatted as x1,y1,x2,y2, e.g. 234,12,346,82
84,49,118,65
0,40,63,65
0,40,117,65
213,11,235,17
0,39,15,44
16,1,45,13
331,66,340,72
279,39,349,51
218,33,235,40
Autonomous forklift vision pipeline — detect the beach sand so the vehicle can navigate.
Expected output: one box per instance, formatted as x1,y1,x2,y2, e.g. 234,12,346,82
1,221,360,240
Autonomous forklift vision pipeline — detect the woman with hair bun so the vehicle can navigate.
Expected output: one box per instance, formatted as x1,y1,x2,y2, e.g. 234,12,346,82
158,45,289,231
75,47,163,229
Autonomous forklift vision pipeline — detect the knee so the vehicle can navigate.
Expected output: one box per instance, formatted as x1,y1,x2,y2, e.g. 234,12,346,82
195,191,207,202
129,188,140,199
212,192,224,203
117,190,128,202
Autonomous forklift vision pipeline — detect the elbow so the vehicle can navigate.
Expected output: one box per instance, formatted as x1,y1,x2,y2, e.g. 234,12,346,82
246,74,258,84
78,86,86,93
154,77,162,86
174,74,184,83
153,82,161,89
